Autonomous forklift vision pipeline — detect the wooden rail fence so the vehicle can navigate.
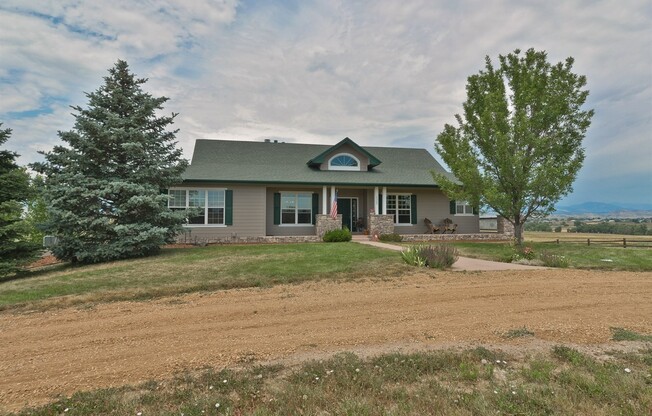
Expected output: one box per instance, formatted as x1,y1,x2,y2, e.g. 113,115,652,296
542,238,652,248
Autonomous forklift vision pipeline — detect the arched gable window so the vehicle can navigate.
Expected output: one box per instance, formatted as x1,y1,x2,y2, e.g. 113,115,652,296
328,153,360,171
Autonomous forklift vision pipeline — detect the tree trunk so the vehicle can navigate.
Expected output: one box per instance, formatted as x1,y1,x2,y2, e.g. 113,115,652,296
514,222,524,246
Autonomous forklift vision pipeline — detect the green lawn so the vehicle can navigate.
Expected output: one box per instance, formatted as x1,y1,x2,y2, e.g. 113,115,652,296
0,243,406,311
448,241,652,271
4,237,650,312
10,346,651,415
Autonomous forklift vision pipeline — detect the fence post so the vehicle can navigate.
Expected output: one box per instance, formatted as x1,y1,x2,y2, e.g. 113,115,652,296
623,238,627,248
556,239,559,244
587,238,590,246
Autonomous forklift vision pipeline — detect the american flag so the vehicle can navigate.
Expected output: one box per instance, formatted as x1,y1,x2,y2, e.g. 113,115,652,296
330,190,338,219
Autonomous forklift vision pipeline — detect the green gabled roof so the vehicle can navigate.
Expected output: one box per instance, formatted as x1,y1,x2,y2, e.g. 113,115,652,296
182,139,456,187
306,137,382,168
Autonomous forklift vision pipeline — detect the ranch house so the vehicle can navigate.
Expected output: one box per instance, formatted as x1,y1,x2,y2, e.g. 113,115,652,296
170,137,483,243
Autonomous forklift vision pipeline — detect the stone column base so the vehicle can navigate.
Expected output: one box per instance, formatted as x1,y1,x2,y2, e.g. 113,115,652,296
316,214,342,238
497,216,514,237
368,214,395,239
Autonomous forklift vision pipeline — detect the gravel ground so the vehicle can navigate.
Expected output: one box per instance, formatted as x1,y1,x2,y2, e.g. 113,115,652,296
0,269,650,411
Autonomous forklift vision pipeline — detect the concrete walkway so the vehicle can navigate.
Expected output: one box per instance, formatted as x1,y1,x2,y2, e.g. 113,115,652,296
354,239,547,271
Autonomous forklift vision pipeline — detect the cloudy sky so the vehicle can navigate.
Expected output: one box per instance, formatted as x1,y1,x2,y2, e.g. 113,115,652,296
1,0,650,206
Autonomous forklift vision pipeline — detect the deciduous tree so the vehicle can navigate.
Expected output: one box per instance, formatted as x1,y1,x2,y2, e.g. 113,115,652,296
33,60,188,263
434,48,594,244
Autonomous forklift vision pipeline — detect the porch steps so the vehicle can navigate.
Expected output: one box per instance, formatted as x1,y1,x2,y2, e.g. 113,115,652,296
351,234,371,242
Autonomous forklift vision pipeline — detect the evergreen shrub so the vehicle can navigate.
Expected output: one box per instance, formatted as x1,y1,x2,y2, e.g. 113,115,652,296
323,228,352,242
379,233,403,242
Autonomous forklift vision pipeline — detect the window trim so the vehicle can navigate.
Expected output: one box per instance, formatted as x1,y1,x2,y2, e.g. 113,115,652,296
328,153,361,171
455,200,474,216
386,193,412,225
168,188,227,227
280,192,315,226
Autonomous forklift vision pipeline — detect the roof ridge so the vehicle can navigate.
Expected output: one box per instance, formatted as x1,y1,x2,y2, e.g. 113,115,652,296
195,138,431,152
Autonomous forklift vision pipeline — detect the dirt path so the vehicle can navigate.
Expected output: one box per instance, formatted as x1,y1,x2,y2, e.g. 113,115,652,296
1,269,651,411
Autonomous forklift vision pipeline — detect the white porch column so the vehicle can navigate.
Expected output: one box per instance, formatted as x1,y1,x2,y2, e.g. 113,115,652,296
322,186,327,214
330,186,336,214
382,187,387,215
374,187,379,214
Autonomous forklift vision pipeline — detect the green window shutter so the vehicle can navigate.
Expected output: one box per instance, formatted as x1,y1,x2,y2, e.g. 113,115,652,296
378,194,382,214
312,193,319,224
273,192,281,225
473,206,479,215
225,190,233,225
449,200,456,215
410,194,418,224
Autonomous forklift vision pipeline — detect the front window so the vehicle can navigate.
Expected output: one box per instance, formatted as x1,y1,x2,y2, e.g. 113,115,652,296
387,194,411,224
281,192,313,225
328,153,360,171
169,189,225,225
456,201,474,215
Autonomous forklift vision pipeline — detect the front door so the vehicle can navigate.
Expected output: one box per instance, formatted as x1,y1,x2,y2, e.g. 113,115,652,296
338,198,351,231
337,198,358,231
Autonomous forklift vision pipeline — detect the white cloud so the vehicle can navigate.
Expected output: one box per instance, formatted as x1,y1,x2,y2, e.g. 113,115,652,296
1,0,650,203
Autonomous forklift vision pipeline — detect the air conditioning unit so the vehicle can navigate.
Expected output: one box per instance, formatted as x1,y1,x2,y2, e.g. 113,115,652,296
43,236,59,247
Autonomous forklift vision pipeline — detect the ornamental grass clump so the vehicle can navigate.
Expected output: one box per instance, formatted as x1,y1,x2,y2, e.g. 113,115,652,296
401,244,459,269
401,245,427,267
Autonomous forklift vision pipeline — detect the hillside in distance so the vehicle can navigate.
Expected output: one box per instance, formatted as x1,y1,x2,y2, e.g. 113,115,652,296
554,201,652,218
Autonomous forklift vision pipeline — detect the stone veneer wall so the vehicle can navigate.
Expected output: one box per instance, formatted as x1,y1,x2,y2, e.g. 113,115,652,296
316,214,342,238
175,233,321,245
368,214,395,237
497,216,515,237
400,233,511,242
174,232,509,245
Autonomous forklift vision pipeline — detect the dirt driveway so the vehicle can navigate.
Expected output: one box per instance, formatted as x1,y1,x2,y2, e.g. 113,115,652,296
1,269,650,411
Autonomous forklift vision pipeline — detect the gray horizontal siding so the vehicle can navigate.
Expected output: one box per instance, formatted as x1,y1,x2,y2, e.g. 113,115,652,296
371,188,480,235
177,183,479,239
180,184,266,240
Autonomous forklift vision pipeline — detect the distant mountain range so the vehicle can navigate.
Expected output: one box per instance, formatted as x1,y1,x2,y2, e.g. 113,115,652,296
554,202,652,217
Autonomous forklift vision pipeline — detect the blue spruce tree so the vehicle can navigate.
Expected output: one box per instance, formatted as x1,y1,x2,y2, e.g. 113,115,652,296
33,61,188,263
0,124,41,276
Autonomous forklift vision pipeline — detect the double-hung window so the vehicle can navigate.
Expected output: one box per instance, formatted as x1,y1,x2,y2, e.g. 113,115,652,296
456,200,474,215
169,189,226,225
386,194,411,224
281,192,313,225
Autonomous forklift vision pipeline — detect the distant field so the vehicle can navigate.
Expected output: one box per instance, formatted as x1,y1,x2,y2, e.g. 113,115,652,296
450,233,652,271
524,231,652,243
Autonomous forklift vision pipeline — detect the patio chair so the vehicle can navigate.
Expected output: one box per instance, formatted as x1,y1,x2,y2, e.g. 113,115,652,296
440,218,458,234
424,218,440,234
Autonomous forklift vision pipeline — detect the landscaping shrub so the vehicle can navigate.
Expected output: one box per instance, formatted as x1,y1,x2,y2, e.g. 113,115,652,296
420,244,459,269
538,251,569,268
379,233,403,242
512,246,535,262
400,245,426,267
323,227,352,242
401,244,459,269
